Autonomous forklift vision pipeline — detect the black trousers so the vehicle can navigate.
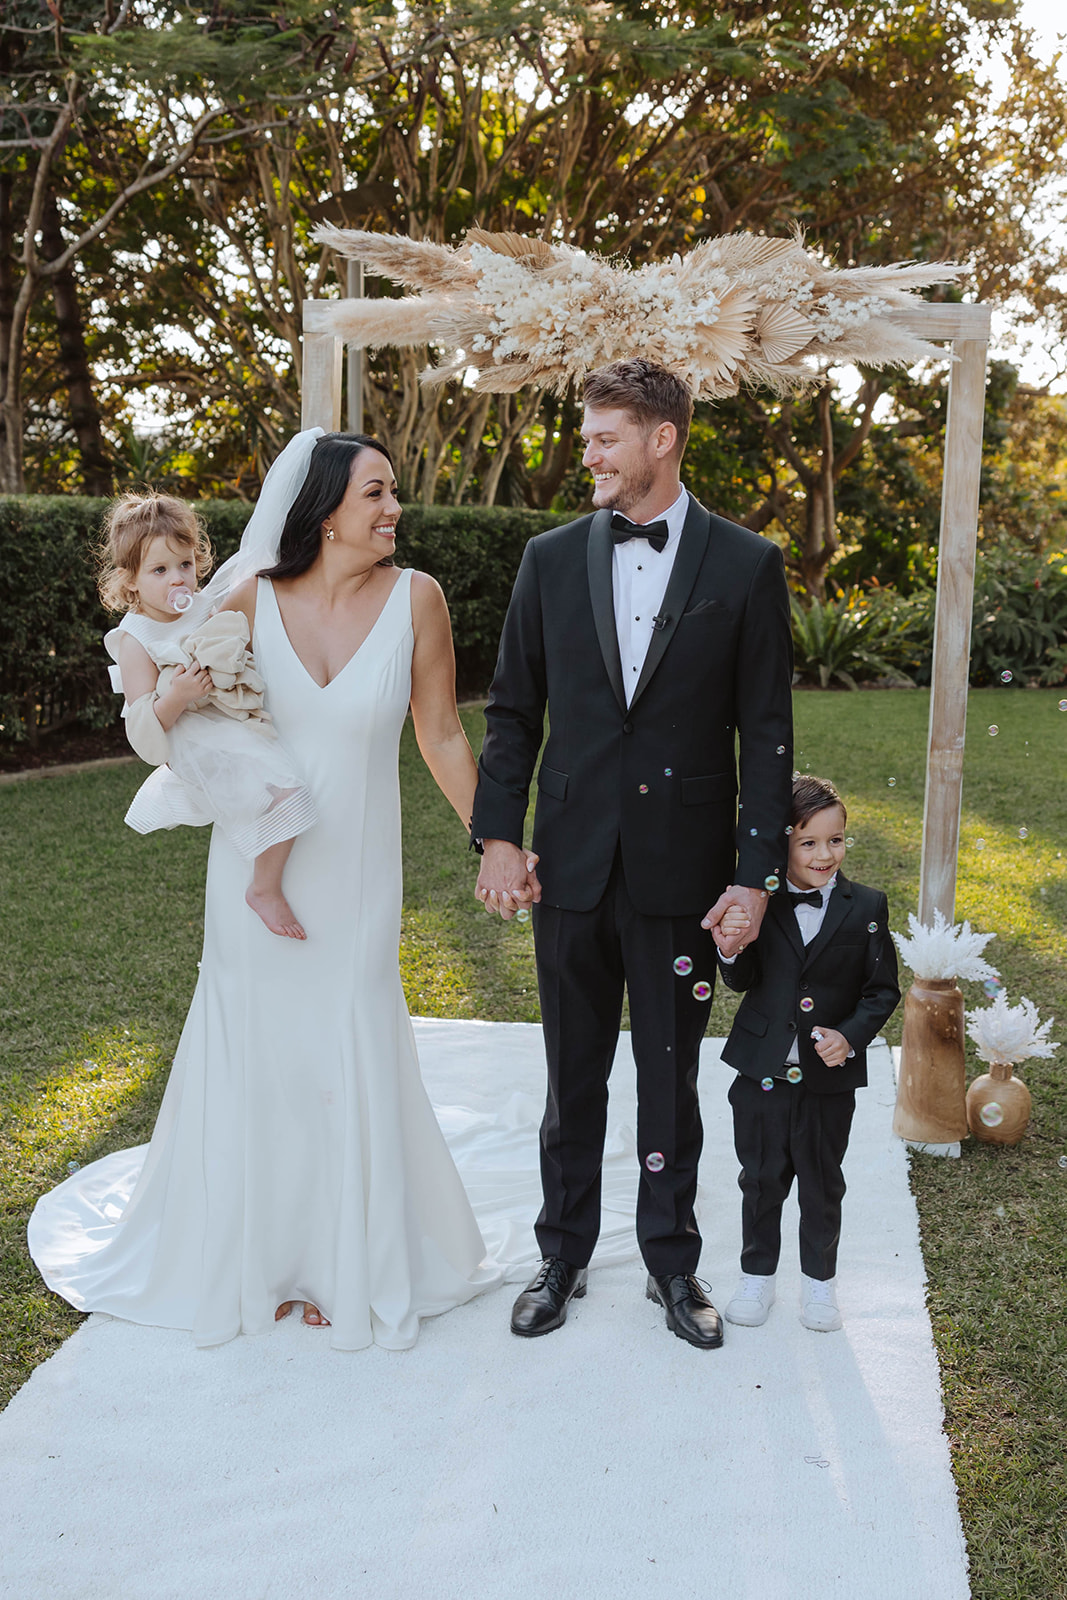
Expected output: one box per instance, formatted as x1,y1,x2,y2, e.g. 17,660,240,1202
729,1072,856,1281
531,852,716,1276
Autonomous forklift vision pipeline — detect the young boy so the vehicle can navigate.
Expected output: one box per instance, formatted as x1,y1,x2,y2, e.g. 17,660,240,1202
713,775,900,1332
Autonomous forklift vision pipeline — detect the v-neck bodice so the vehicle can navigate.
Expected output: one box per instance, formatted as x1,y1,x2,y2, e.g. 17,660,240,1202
258,570,410,691
252,571,413,829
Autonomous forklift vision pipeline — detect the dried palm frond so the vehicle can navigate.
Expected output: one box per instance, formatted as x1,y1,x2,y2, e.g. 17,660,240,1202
311,225,966,396
465,227,558,268
755,303,817,366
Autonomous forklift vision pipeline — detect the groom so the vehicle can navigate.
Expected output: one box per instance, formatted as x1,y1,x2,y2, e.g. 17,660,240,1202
472,359,794,1348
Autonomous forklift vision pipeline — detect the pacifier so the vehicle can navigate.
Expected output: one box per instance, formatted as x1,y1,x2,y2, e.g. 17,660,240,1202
167,586,194,614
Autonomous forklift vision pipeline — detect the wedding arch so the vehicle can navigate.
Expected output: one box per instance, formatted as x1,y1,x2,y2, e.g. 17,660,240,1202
299,228,990,1133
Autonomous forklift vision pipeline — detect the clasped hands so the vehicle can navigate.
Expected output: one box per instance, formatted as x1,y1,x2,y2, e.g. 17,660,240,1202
475,840,542,920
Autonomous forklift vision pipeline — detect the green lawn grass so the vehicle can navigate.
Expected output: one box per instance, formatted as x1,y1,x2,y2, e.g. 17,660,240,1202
2,688,1065,1598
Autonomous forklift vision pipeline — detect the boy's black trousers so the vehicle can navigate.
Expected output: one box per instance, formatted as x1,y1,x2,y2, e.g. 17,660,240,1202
728,1072,856,1281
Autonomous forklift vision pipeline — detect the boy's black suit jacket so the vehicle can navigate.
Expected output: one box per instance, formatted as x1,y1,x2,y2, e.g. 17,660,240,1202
471,494,794,916
718,874,901,1093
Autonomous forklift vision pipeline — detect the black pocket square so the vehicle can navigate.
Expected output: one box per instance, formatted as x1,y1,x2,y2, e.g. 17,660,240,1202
683,597,724,616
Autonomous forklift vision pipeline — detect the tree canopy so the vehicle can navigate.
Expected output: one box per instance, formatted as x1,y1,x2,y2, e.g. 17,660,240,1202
3,0,1066,587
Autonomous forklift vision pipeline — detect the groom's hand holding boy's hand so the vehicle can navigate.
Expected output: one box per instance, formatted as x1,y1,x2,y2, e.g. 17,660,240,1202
704,885,768,958
476,841,541,920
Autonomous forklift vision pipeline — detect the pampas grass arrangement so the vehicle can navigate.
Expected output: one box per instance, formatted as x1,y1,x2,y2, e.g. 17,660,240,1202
310,224,963,397
963,993,1059,1145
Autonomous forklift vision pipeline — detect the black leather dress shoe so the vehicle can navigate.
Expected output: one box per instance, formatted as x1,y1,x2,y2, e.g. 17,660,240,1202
646,1273,724,1349
511,1258,588,1337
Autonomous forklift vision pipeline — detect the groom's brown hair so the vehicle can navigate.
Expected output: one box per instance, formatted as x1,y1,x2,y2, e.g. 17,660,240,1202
583,360,693,457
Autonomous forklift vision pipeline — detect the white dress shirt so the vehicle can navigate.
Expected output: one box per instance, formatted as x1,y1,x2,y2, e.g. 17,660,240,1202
611,485,690,707
787,874,835,948
784,874,849,1066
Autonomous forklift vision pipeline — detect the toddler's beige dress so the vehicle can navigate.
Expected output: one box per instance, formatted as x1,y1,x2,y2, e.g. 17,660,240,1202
106,603,315,859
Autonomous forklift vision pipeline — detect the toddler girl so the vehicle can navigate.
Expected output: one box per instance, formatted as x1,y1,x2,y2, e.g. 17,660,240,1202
99,492,316,939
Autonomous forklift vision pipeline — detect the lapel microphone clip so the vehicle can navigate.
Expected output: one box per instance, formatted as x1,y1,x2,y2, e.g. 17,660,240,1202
651,613,671,632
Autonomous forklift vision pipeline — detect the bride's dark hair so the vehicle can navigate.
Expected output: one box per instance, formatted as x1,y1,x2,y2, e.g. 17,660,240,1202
259,432,397,581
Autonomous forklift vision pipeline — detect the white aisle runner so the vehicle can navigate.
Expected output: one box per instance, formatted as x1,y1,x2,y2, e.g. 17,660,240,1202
0,1024,969,1600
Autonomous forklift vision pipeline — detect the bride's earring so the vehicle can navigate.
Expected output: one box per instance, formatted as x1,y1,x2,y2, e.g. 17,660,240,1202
324,522,335,541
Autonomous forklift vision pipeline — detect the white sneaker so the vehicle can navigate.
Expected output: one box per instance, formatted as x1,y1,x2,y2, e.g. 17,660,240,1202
800,1275,842,1332
724,1273,776,1326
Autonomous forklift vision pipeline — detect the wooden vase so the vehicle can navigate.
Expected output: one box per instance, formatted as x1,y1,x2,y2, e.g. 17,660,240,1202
966,1060,1031,1145
893,977,969,1143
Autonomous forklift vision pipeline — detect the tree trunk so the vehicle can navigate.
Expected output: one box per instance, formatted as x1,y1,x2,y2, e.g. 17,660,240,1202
40,189,112,495
0,172,22,495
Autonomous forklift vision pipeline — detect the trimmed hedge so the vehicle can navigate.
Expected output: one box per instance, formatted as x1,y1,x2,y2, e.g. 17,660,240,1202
0,496,557,744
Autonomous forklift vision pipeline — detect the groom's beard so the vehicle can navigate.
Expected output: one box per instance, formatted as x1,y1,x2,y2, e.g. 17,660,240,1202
592,456,657,516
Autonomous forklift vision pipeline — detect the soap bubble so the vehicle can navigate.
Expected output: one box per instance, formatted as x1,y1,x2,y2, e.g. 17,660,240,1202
785,826,793,836
800,997,814,1013
975,838,985,851
845,837,855,849
1019,827,1028,839
749,827,758,836
979,1102,1004,1128
867,921,878,933
673,956,693,976
982,978,1004,998
764,874,780,891
776,745,786,755
645,1151,665,1173
516,908,530,923
987,725,998,737
761,1077,774,1092
66,1161,81,1174
994,1204,1006,1218
692,981,712,1002
786,1066,803,1084
1058,1156,1067,1169
887,778,896,787
1000,670,1013,683
1059,700,1067,712
639,784,649,794
167,586,194,614
664,767,672,777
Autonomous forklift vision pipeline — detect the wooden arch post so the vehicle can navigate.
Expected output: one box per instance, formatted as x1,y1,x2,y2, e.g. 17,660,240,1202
300,295,991,1142
890,302,991,1146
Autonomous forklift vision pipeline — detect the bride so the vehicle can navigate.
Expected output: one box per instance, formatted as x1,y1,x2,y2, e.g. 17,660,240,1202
29,430,506,1350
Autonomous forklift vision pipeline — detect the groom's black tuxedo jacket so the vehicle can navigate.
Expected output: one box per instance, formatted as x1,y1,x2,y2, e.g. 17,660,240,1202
471,494,794,916
718,875,901,1094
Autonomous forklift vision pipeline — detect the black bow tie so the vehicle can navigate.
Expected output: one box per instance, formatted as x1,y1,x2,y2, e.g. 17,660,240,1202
610,513,669,554
789,890,823,909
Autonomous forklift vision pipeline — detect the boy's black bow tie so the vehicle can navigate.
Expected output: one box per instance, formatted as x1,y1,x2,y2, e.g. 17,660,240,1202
610,512,669,553
788,890,823,908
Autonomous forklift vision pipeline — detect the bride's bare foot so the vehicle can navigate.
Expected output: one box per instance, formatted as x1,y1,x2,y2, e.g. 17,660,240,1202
246,884,306,940
275,1300,330,1326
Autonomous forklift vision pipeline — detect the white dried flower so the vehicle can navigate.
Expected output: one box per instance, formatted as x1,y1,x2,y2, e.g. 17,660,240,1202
965,992,1059,1066
891,909,999,981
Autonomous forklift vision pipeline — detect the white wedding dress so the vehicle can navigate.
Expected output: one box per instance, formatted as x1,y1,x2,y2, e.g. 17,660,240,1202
28,571,503,1350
